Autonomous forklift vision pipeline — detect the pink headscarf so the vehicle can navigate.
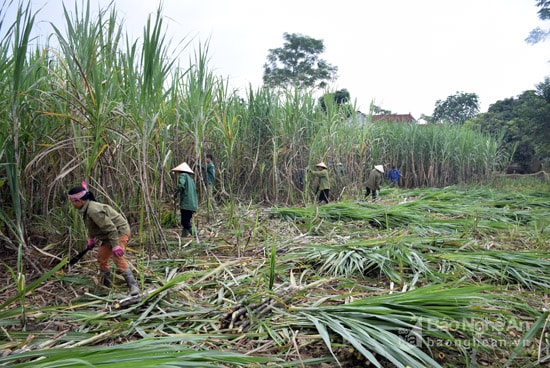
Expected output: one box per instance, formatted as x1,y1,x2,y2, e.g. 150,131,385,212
68,181,88,201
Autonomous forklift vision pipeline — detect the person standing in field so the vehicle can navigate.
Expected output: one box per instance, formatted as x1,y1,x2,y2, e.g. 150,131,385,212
387,165,402,187
194,153,216,211
68,182,140,296
203,153,216,209
204,153,215,192
309,162,330,204
172,162,198,236
365,164,384,201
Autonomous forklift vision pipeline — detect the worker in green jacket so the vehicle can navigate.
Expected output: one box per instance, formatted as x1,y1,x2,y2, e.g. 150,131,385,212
205,153,216,194
68,182,140,296
202,153,216,212
172,162,198,236
309,161,330,204
365,164,384,201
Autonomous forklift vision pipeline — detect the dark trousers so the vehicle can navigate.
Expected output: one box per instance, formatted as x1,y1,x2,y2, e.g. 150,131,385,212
180,209,195,232
365,187,377,199
318,189,329,203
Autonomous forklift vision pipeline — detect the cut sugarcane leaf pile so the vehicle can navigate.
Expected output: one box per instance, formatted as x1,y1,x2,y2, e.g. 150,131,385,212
1,185,549,367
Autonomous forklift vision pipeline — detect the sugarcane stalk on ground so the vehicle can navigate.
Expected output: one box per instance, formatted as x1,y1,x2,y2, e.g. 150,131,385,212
220,297,274,332
220,284,309,332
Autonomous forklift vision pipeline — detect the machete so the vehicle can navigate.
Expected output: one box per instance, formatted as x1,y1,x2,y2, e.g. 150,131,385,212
68,247,89,266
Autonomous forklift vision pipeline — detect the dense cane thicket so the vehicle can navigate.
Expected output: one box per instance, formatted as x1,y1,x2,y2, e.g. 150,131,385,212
0,2,505,252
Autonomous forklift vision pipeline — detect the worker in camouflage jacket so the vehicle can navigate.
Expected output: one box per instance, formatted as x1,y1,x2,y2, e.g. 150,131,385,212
68,182,140,296
309,161,330,204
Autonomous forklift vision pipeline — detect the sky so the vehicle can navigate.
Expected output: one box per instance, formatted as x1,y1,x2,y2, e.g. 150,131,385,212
6,0,550,119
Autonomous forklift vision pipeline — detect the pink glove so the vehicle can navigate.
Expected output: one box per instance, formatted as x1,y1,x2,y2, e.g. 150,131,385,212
87,238,96,250
112,246,124,257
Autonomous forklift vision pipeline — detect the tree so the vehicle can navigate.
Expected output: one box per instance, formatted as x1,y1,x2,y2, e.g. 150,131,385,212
525,79,550,159
319,89,350,112
536,75,550,102
467,80,550,168
526,0,550,44
432,91,480,124
263,33,338,89
369,102,392,115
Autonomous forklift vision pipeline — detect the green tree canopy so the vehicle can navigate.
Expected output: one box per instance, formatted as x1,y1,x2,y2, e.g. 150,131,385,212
369,102,392,115
526,0,550,44
467,78,550,166
319,88,350,112
432,91,480,125
263,33,338,90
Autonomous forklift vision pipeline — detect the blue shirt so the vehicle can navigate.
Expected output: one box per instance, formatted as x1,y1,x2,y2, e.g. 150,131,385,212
388,169,400,182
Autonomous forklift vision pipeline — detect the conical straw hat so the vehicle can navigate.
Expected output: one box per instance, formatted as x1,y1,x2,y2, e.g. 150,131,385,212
316,162,327,169
172,162,194,174
375,164,384,173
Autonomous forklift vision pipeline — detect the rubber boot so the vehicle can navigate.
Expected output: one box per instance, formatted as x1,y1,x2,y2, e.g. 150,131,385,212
100,270,112,288
123,269,140,296
181,228,188,237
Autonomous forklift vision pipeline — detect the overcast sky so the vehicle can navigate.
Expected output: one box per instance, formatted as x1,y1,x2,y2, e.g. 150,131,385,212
8,0,550,118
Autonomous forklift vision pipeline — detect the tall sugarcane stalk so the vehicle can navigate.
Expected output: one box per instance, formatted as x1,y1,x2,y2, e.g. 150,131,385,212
0,0,506,256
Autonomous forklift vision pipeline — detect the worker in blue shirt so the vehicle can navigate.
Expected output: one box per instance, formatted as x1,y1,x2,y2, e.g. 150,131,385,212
387,166,402,187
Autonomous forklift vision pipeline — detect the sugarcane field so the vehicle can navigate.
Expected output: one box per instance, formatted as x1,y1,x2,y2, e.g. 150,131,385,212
1,2,550,368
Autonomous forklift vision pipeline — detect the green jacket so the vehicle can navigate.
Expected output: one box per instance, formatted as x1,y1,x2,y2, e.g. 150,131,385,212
310,169,330,190
177,172,198,211
206,161,215,185
79,200,131,247
366,168,383,190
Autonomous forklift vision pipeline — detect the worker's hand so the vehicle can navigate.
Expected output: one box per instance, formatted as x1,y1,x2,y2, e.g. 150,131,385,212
112,246,124,257
87,238,96,250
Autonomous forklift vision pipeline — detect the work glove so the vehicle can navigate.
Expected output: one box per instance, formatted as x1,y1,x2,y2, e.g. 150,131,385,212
112,245,124,257
87,238,96,250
